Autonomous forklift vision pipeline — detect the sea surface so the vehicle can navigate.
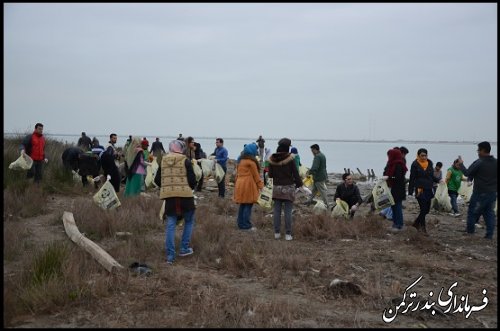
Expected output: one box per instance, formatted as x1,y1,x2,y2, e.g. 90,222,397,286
5,133,496,176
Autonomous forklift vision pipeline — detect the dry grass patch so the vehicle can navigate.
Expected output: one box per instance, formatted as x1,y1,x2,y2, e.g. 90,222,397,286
3,221,31,261
3,185,48,218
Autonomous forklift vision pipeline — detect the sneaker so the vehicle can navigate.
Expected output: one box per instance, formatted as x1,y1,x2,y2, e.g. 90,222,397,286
389,227,402,233
448,212,456,217
179,248,194,257
285,234,293,241
167,255,175,264
475,223,484,229
274,233,281,239
454,213,461,217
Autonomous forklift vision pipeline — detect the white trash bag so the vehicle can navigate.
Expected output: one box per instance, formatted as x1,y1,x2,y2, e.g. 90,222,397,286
372,179,395,210
199,159,214,177
192,159,203,182
145,157,159,188
9,153,33,171
257,184,274,211
214,163,225,184
431,182,452,212
93,180,121,210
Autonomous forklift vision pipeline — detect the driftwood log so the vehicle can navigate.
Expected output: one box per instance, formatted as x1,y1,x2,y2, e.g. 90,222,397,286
62,211,124,273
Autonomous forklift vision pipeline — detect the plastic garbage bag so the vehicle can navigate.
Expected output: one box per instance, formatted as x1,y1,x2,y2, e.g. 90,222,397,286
192,159,203,182
93,180,121,210
8,153,33,171
199,159,214,177
145,157,159,188
457,182,473,203
303,175,314,189
214,163,225,183
431,182,452,212
372,179,395,210
257,184,274,210
312,200,328,215
331,198,349,219
298,165,309,179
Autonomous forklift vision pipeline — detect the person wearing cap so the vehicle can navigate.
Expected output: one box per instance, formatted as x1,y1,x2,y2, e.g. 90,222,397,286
154,139,197,264
233,143,264,231
457,141,497,239
268,138,303,240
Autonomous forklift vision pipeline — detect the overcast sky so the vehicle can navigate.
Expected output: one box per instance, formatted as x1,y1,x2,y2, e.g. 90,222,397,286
4,3,497,142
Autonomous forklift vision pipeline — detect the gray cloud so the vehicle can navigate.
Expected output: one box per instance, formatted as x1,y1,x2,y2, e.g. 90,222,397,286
4,3,497,141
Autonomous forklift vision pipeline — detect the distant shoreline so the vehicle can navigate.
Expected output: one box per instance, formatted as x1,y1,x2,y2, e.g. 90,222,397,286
3,132,496,145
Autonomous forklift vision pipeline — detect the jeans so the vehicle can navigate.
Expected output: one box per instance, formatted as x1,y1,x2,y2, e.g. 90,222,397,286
27,160,44,183
217,165,227,197
448,190,459,214
237,203,254,229
467,191,497,238
380,206,393,220
165,209,195,261
391,200,403,229
273,199,293,235
309,180,329,208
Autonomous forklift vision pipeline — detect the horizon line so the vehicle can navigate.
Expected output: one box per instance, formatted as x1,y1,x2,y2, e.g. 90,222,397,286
3,132,497,145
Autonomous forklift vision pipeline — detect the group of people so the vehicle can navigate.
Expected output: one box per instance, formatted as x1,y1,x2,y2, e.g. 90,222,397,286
380,143,497,240
18,124,497,266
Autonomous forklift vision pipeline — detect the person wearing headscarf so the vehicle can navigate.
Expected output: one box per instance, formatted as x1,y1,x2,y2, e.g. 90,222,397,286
233,143,264,230
124,137,149,197
408,148,442,234
290,146,301,170
268,139,303,240
154,139,197,264
382,148,408,231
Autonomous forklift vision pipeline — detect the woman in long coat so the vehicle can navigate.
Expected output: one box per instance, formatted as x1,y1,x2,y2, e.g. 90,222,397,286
233,143,264,230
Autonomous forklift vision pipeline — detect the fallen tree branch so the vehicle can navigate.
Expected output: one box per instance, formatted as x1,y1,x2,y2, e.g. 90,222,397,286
62,211,124,273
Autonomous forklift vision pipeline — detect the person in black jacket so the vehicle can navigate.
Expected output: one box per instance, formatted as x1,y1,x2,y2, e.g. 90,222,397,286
193,142,206,192
268,138,303,241
457,141,497,239
408,148,442,234
61,146,100,187
77,132,92,152
334,173,363,219
382,148,408,231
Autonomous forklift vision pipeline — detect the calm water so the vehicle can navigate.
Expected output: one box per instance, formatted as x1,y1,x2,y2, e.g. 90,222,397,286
6,133,496,176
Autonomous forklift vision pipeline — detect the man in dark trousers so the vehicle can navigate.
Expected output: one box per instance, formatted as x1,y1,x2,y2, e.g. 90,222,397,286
20,123,48,184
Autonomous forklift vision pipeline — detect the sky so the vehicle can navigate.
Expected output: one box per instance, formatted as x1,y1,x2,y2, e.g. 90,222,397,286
4,3,498,142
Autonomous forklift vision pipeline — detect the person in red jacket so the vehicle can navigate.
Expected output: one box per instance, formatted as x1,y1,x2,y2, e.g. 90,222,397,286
20,123,48,183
